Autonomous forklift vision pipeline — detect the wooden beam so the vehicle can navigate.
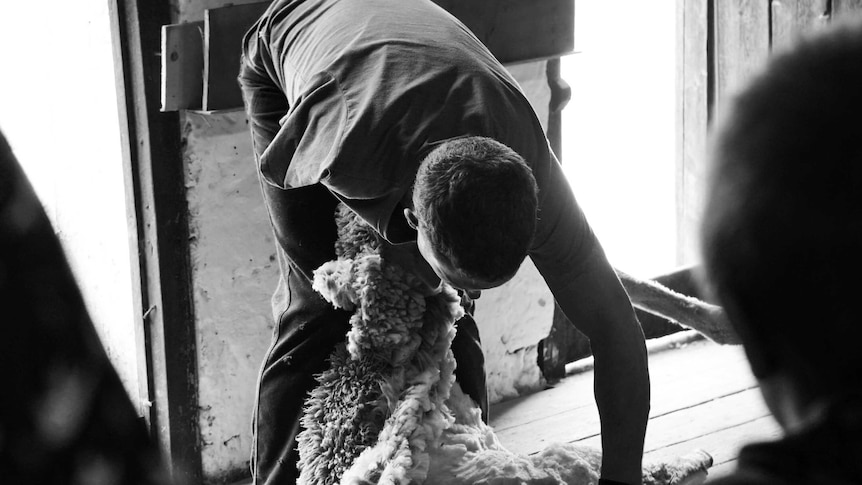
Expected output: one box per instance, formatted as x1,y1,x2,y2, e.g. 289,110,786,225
713,0,771,116
161,0,575,111
161,21,204,111
434,0,575,65
109,1,201,483
203,3,270,111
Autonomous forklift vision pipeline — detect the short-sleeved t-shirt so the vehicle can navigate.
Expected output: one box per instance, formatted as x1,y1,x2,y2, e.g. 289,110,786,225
242,0,598,289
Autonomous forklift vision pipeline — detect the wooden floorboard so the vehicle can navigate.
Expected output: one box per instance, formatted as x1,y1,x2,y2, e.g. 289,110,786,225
232,339,778,484
490,338,782,482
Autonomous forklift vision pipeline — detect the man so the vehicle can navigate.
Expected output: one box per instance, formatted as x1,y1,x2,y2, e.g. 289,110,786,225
700,16,862,484
239,0,649,483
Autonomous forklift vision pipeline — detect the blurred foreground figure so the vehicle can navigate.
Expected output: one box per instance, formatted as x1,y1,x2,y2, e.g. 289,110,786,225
0,129,170,484
700,16,862,485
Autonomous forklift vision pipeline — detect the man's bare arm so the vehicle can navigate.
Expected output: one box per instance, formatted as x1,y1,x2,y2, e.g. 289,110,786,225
543,252,650,485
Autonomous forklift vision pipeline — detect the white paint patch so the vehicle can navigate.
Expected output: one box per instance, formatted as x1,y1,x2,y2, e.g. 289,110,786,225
182,111,277,479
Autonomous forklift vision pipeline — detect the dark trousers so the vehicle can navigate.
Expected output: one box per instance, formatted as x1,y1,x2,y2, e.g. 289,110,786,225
250,182,488,485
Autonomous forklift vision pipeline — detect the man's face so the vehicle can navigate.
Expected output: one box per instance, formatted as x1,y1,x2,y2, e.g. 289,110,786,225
410,209,515,293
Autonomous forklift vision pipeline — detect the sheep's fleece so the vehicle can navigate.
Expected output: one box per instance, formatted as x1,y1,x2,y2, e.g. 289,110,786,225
297,204,713,485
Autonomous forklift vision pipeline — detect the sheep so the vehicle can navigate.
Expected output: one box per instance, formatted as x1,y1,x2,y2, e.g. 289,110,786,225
297,203,712,485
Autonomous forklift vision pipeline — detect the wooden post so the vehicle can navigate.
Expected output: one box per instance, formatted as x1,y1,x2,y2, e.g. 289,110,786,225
109,0,201,483
676,0,710,265
713,0,771,117
161,21,204,111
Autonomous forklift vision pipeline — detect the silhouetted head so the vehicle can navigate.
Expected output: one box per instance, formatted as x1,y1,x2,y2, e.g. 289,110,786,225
701,18,862,418
406,136,538,291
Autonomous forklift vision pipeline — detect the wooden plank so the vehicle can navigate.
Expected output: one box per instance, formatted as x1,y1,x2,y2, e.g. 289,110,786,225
434,0,575,65
676,0,709,265
833,0,862,17
161,21,203,111
519,341,749,425
109,0,202,482
492,361,596,432
496,375,757,457
493,341,757,456
203,2,269,111
111,2,152,423
577,417,782,476
494,340,750,432
677,0,769,266
713,0,771,113
644,416,783,468
641,389,772,453
575,394,777,457
771,0,829,52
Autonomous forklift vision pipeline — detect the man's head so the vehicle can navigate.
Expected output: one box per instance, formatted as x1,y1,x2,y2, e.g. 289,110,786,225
407,136,538,291
700,18,862,415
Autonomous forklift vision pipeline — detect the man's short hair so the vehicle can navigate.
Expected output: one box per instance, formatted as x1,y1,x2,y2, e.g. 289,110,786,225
700,18,862,394
412,136,538,283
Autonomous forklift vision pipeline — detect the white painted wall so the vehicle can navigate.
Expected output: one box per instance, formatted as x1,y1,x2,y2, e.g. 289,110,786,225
182,110,276,481
0,1,140,405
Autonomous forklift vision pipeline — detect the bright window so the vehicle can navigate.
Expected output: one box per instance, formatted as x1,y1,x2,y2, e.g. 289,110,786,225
561,0,678,278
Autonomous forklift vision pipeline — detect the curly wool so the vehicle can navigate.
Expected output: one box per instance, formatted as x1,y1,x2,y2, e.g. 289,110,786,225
298,346,390,485
299,204,463,485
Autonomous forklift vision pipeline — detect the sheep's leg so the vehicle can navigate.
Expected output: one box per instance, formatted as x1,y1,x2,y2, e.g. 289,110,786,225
616,269,740,345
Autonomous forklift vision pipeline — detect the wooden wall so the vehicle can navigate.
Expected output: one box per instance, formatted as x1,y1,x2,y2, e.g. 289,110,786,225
551,0,862,371
676,0,862,264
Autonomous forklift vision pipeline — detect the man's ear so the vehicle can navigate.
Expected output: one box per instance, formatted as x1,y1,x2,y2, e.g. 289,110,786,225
404,208,419,230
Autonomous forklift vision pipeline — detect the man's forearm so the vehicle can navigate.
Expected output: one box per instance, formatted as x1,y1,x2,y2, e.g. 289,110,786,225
537,248,651,484
592,319,650,484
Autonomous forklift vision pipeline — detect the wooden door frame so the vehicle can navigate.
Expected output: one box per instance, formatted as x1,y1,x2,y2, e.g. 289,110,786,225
108,1,202,483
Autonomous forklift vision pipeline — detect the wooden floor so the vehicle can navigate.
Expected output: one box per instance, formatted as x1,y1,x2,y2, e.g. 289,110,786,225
233,333,781,484
490,333,783,482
